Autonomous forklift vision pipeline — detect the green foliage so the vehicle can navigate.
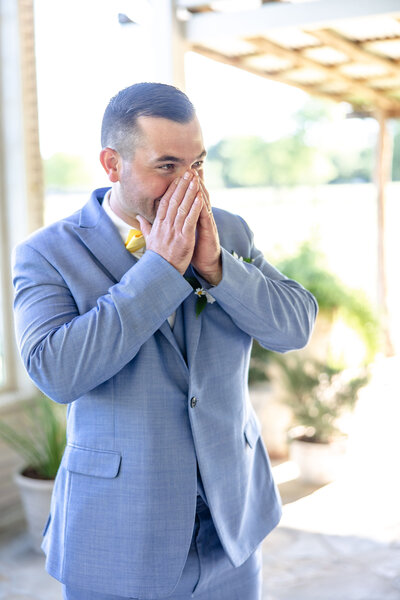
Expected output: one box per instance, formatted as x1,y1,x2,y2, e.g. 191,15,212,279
206,99,338,188
276,241,381,361
273,355,369,443
293,97,334,133
0,395,66,479
206,99,384,187
248,242,380,385
207,134,322,188
248,340,272,384
328,147,374,183
43,153,93,190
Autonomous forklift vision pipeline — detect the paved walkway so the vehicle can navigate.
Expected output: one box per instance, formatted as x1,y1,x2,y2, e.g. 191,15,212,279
1,468,398,600
0,357,399,599
263,355,400,599
262,478,400,599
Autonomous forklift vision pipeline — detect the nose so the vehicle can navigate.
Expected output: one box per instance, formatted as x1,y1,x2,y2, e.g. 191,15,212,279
175,166,198,179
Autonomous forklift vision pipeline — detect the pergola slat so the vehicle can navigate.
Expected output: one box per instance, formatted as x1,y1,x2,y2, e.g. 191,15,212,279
247,36,400,112
309,28,400,78
184,0,400,43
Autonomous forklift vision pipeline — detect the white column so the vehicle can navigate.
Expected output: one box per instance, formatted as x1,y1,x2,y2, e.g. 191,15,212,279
148,0,188,90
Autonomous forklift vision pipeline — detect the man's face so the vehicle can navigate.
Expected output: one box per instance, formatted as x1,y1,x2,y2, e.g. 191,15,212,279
111,115,206,227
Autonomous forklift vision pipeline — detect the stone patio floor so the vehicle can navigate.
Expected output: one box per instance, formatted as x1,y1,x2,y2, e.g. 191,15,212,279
1,356,399,599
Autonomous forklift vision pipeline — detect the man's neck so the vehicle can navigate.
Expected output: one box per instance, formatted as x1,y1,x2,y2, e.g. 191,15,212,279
109,189,140,229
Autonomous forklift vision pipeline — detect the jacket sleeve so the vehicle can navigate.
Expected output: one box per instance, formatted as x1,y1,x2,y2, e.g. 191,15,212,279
12,244,192,404
202,216,318,353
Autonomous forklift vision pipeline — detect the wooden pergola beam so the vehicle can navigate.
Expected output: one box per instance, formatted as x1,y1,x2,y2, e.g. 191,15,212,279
191,44,347,105
19,0,44,234
309,28,400,79
184,0,400,43
178,0,286,13
375,110,395,356
192,44,400,115
248,36,400,113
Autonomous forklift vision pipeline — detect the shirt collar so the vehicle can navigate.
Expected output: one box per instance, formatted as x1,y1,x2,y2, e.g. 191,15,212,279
102,189,145,258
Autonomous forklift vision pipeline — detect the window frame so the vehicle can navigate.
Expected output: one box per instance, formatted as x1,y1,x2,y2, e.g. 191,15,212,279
0,0,37,405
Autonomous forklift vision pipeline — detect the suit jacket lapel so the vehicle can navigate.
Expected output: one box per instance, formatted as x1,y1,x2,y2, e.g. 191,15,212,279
75,190,201,370
158,317,188,373
170,306,187,361
76,189,136,283
182,282,202,369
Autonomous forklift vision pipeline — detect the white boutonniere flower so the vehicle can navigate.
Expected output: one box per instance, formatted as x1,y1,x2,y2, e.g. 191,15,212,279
232,250,254,263
185,277,216,316
195,288,216,304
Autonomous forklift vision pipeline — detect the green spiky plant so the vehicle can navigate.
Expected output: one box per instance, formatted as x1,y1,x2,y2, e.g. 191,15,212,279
0,394,66,480
276,241,381,362
272,355,369,443
248,241,380,386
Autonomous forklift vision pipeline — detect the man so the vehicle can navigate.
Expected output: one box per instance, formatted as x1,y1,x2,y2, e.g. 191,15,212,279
12,83,317,599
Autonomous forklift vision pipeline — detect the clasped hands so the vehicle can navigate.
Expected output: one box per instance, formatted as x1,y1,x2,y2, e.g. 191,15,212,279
137,172,222,286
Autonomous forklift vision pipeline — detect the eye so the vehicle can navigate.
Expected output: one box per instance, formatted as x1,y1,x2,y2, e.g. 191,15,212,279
158,164,176,171
193,160,204,169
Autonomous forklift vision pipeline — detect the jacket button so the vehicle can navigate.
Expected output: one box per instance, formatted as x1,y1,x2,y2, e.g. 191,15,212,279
190,396,197,408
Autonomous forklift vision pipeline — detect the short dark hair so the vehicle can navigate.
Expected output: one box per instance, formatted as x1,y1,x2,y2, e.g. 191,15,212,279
101,82,196,158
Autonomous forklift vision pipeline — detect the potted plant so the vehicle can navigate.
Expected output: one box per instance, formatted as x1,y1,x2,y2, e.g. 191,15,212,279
0,394,66,552
276,241,381,363
249,341,293,459
270,355,369,485
249,241,379,460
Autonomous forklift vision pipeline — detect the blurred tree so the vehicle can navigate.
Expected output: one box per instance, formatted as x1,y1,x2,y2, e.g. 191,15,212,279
207,134,334,187
207,99,381,187
328,147,374,183
43,153,93,190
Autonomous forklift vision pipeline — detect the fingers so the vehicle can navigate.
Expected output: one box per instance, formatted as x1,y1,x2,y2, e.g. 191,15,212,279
136,214,151,238
181,192,203,236
143,171,204,274
199,179,212,213
164,171,200,230
156,177,179,221
198,180,216,229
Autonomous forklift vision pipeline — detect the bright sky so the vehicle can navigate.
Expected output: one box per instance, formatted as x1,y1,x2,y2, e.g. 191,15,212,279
33,1,307,156
33,0,378,179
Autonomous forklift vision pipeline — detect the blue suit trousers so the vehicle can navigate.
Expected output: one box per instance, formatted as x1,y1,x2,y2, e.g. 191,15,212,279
62,496,262,600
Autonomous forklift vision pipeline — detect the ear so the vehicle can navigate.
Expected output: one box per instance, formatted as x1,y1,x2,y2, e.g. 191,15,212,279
99,148,121,183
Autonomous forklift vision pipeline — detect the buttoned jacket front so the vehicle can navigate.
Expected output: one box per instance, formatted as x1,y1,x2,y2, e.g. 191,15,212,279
12,188,317,599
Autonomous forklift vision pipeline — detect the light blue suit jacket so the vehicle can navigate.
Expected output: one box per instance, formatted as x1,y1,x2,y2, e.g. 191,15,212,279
12,188,317,598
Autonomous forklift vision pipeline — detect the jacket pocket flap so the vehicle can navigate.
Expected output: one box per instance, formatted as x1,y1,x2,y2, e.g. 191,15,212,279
244,416,261,449
64,444,121,478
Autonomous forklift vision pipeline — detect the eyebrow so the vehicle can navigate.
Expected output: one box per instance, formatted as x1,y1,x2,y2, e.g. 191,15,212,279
154,150,207,164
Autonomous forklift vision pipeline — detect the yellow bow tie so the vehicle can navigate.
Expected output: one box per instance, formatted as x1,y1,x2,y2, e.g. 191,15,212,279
125,228,145,253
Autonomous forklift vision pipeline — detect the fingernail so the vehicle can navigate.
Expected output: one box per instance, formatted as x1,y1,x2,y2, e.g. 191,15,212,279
183,171,191,180
173,177,179,185
189,179,197,189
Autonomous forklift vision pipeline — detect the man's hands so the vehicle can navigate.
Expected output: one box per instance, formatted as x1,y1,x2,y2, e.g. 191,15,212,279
191,179,222,285
137,172,222,285
136,172,202,276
